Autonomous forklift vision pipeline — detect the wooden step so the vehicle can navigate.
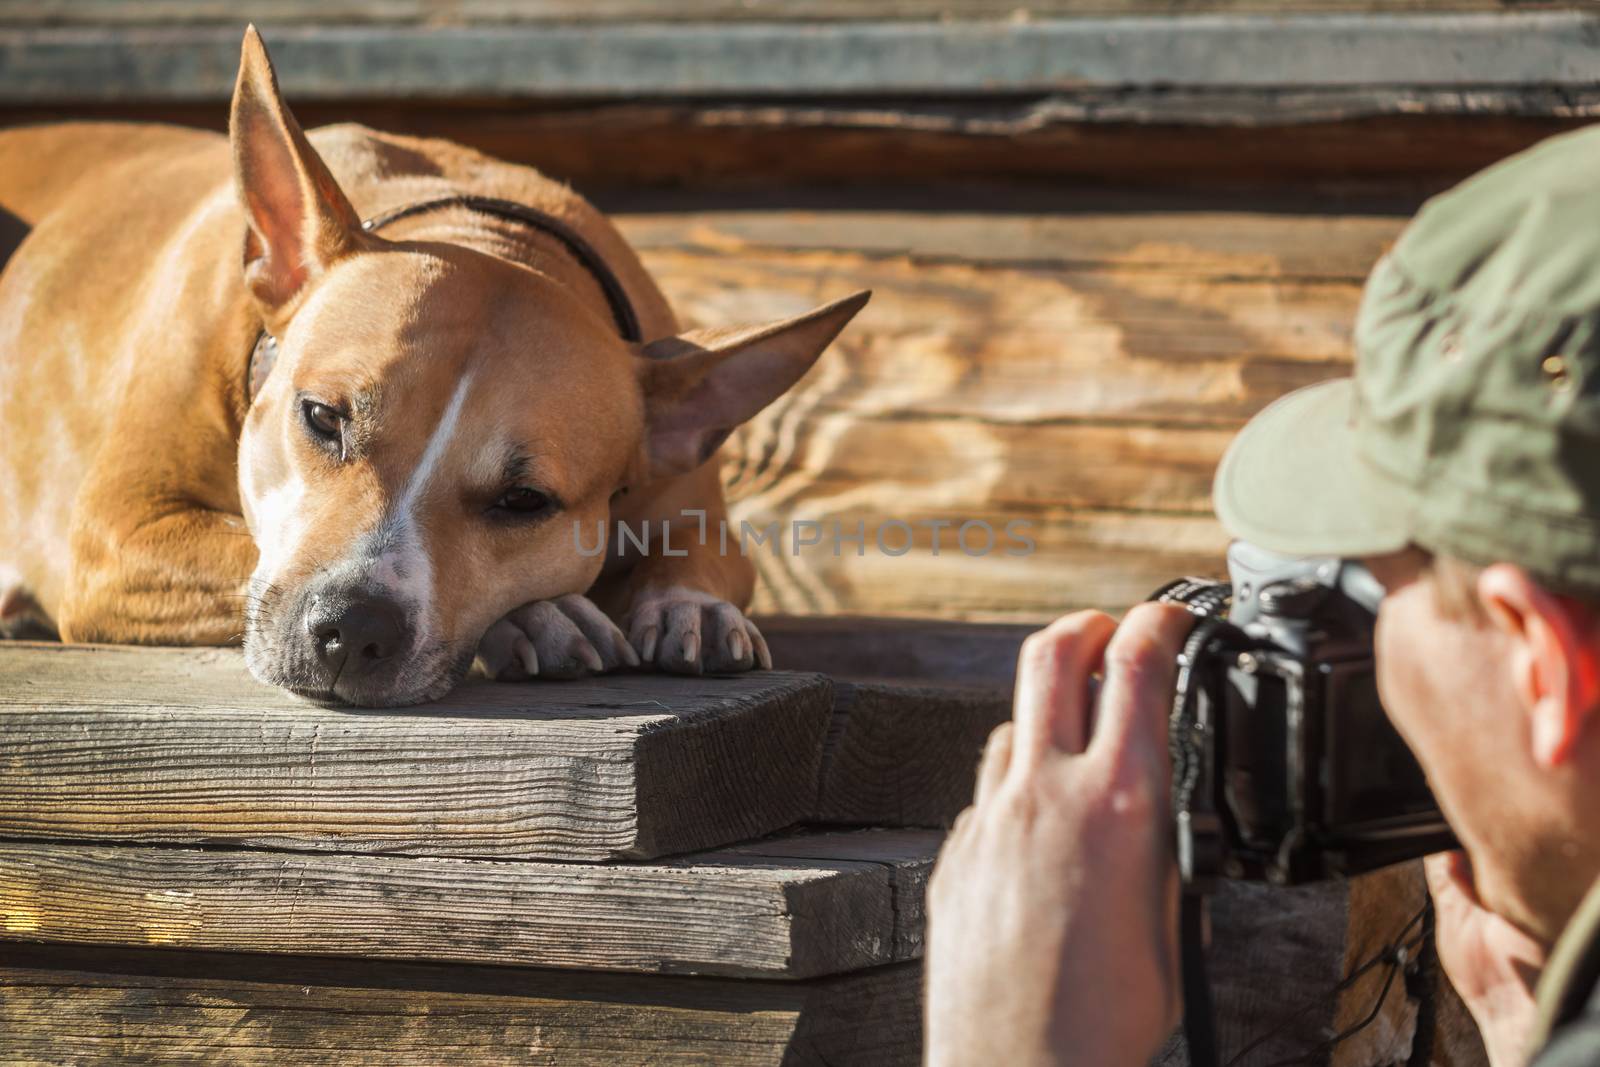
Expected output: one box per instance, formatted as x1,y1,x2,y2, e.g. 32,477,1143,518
0,829,938,980
0,627,1023,857
0,943,923,1066
761,615,1026,827
0,861,1461,1065
0,643,835,862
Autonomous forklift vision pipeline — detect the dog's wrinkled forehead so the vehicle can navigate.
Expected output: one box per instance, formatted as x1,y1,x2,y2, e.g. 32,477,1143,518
248,244,647,527
281,245,639,395
283,248,498,376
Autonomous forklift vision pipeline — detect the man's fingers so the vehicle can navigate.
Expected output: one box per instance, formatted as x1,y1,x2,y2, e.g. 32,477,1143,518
1090,603,1195,765
974,721,1014,805
1013,612,1118,765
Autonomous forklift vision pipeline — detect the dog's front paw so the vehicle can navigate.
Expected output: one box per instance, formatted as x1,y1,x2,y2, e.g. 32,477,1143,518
625,589,772,676
477,594,639,680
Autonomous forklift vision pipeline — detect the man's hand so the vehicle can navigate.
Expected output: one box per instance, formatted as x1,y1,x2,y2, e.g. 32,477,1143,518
1425,850,1551,1067
924,604,1196,1067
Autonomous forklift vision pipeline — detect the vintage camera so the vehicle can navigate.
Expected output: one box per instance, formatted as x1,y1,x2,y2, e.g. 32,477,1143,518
1153,542,1455,888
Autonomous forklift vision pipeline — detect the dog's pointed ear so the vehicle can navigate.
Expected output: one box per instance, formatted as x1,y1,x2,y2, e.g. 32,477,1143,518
230,26,364,316
638,291,870,478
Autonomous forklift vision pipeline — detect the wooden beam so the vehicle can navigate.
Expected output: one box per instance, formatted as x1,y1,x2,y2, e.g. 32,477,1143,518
0,1,1582,26
0,14,1597,103
762,617,1024,828
0,830,938,979
814,680,1010,827
736,508,1229,621
643,244,1366,430
0,644,834,861
758,615,1033,688
0,943,924,1065
2,101,1583,194
0,865,1480,1063
0,627,1028,844
617,206,1407,281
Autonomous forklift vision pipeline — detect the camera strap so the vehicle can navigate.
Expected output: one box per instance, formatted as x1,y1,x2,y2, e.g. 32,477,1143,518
1169,613,1236,1067
1181,891,1221,1067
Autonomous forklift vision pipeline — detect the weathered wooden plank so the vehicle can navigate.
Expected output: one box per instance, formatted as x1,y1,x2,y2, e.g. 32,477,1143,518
813,680,1011,827
0,1,1581,26
728,418,1234,516
762,618,1024,827
758,615,1033,687
327,105,1591,192
648,230,1262,617
1,14,1597,103
3,102,1582,196
0,644,834,861
738,506,1227,620
649,246,1362,426
0,943,923,1066
0,830,939,978
625,224,1346,619
1151,868,1485,1066
618,206,1406,280
715,828,937,962
0,871,1479,1066
633,202,1380,525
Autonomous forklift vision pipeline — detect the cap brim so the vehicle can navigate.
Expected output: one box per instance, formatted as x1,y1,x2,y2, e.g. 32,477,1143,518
1213,379,1413,559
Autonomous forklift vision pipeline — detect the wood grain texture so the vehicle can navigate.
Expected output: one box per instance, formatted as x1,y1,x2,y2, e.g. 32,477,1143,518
761,618,1029,829
1151,870,1484,1067
0,830,939,978
0,643,834,861
4,102,1584,196
618,204,1406,280
1334,864,1486,1067
4,15,1596,104
0,943,923,1066
648,249,1366,425
2,1,1581,25
758,614,1035,687
616,208,1380,618
814,681,1011,826
0,863,1475,1065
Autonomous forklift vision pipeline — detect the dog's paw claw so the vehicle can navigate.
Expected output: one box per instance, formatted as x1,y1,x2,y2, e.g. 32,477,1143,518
637,625,660,662
476,593,635,681
625,591,770,675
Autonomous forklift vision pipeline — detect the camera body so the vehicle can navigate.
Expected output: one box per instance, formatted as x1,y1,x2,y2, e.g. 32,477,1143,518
1155,542,1455,888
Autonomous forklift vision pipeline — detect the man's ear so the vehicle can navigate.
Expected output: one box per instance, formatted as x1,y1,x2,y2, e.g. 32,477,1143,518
638,291,870,478
230,26,365,316
1478,563,1600,768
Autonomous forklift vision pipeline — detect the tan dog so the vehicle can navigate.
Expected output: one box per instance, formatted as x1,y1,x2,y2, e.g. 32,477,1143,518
0,29,867,706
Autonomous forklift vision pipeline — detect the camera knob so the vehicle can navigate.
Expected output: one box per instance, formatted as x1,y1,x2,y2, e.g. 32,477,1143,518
1258,577,1327,618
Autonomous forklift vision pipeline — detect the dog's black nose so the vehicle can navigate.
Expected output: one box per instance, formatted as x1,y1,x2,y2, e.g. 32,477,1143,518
305,595,406,676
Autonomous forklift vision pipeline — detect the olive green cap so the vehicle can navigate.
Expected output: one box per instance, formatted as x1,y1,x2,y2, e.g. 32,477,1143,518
1214,124,1600,592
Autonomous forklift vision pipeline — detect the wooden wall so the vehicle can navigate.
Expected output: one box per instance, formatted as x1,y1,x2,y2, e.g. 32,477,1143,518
3,1,1585,18
3,3,1596,620
614,197,1397,618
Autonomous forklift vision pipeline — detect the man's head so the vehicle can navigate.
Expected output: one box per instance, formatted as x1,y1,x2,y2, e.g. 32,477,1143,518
228,29,866,705
1362,550,1600,941
1213,125,1600,941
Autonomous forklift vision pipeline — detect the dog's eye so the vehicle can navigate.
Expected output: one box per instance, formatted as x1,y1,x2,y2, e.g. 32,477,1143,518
301,400,344,443
490,487,554,519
